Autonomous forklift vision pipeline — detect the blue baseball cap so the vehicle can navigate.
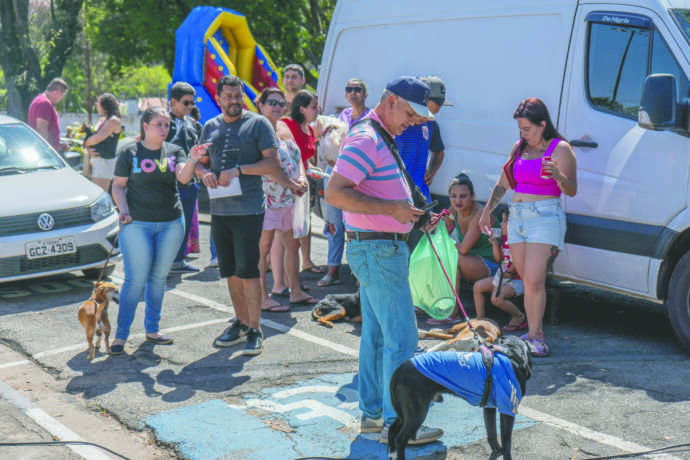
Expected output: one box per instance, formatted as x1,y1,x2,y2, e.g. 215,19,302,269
386,76,434,119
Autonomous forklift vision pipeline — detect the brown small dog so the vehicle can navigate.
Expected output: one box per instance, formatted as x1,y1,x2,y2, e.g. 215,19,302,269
419,318,502,352
77,281,119,359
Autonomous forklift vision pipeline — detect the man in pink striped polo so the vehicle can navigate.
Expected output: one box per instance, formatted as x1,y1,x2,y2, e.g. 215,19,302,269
326,76,443,445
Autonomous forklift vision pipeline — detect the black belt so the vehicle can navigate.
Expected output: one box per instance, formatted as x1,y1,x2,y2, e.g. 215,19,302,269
346,231,408,242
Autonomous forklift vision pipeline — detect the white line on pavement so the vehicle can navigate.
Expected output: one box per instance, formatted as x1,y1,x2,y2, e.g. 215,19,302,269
0,318,229,370
0,379,113,460
167,286,677,459
518,406,677,459
167,288,358,357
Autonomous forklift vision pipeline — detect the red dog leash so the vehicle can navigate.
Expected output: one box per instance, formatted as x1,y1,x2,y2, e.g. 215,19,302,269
423,210,483,344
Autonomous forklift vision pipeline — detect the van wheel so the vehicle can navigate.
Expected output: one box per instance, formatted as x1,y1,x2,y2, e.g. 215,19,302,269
82,264,115,279
667,252,690,353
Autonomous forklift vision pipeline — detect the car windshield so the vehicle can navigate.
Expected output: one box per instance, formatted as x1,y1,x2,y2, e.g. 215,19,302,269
0,123,65,174
672,9,690,45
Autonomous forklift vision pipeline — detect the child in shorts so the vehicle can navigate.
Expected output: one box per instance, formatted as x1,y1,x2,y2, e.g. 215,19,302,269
472,205,527,332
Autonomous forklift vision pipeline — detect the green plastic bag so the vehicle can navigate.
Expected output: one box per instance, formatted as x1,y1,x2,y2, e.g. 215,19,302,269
409,224,458,319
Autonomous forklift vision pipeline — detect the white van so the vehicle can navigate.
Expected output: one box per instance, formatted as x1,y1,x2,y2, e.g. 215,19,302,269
317,0,690,350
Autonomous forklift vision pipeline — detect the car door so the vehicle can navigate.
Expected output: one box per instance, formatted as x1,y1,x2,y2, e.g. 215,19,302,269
559,6,690,294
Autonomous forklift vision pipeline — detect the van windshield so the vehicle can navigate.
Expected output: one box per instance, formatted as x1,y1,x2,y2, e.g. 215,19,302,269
0,123,65,175
672,9,690,45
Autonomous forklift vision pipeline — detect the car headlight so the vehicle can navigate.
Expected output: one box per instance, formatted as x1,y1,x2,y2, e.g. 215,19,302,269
91,193,115,222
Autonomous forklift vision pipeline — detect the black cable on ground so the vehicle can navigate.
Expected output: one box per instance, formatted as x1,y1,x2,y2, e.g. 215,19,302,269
0,440,130,459
582,442,690,459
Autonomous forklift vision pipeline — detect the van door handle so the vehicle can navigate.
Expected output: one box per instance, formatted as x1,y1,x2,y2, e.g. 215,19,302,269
569,139,598,148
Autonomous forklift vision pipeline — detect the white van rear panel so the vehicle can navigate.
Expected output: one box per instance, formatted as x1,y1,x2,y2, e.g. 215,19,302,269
319,0,578,201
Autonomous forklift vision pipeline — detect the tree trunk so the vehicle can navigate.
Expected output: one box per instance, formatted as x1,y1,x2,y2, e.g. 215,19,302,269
0,0,83,118
5,79,27,120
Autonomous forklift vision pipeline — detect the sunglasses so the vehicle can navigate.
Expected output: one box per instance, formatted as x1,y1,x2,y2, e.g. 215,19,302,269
345,86,363,94
182,100,195,107
265,99,287,108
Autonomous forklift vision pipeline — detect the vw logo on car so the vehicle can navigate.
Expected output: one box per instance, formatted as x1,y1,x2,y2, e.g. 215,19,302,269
37,213,55,231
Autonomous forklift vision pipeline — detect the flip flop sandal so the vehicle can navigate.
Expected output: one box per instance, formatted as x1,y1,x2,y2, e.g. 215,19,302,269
317,274,341,287
303,265,325,274
270,287,290,298
290,296,320,306
528,337,550,357
263,304,290,312
262,299,289,312
146,334,174,345
502,320,528,333
110,343,125,355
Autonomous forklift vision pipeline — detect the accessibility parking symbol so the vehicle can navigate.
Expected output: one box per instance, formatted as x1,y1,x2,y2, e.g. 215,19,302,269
145,373,534,459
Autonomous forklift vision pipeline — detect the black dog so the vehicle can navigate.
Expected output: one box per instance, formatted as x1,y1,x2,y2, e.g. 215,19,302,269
311,291,361,328
388,335,532,460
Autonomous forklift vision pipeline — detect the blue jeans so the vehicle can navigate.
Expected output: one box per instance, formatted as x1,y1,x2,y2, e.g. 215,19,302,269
347,239,418,425
116,216,185,340
324,168,345,267
174,183,199,263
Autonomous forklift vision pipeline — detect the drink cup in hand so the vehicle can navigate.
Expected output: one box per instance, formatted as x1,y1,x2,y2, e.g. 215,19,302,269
492,227,502,240
541,156,553,179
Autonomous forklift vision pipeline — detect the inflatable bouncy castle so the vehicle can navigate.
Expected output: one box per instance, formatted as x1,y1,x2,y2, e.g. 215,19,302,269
172,7,282,123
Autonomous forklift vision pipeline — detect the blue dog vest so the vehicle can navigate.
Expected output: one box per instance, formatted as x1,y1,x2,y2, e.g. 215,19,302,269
411,351,522,416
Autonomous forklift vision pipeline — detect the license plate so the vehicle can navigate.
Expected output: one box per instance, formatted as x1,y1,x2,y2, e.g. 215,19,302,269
25,237,77,260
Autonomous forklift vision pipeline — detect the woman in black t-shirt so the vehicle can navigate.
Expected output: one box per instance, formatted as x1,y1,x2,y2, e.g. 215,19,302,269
110,107,204,355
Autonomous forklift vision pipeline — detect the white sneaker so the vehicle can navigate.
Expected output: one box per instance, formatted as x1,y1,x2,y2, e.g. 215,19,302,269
380,424,443,445
360,416,384,433
209,257,218,268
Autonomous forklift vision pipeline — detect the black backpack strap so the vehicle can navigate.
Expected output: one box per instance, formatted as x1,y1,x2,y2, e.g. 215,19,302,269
353,119,416,195
351,118,428,218
479,344,495,407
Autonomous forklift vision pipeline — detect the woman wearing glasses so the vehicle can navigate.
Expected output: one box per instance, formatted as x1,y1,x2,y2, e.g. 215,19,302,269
257,88,315,311
338,78,370,128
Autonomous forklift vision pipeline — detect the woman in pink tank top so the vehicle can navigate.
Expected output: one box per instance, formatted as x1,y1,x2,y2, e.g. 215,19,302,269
478,98,577,357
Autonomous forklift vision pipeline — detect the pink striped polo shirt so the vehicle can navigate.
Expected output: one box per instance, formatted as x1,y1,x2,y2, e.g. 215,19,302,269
332,110,413,233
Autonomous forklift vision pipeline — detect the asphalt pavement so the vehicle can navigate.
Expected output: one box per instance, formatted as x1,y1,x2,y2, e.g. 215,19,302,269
1,213,690,460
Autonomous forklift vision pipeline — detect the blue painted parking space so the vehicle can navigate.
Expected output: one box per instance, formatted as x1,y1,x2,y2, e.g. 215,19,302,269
145,373,535,459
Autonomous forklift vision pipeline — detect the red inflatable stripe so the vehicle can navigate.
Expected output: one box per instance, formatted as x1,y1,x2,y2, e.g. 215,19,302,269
204,49,224,100
252,55,277,91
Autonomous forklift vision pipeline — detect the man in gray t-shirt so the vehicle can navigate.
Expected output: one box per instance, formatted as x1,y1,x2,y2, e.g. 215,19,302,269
196,75,280,356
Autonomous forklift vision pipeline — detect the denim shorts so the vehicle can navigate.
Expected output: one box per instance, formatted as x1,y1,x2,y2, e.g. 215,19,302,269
508,198,566,249
492,271,525,296
483,257,500,277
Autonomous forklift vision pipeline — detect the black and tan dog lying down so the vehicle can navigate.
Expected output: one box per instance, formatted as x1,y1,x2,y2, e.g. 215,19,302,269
311,291,362,327
418,318,502,352
388,335,532,460
312,294,501,354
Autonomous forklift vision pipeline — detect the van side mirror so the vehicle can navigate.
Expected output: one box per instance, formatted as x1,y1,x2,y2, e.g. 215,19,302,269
638,74,676,129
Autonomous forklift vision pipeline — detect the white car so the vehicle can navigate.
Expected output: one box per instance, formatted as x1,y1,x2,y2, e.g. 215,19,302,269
0,115,120,282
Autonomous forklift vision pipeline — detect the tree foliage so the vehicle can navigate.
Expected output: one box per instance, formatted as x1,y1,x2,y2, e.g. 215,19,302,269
0,0,84,119
88,0,336,86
